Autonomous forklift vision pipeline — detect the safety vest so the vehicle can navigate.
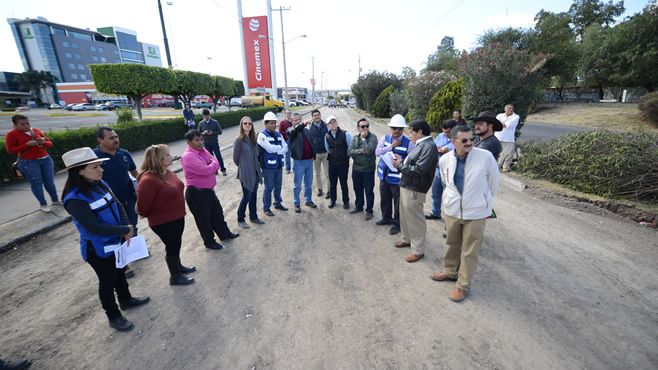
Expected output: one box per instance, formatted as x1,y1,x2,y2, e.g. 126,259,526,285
377,134,411,185
259,129,284,169
64,180,123,261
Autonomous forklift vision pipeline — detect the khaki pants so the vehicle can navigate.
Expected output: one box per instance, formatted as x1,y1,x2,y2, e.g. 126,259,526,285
313,152,329,193
498,141,515,171
399,187,428,256
442,214,487,292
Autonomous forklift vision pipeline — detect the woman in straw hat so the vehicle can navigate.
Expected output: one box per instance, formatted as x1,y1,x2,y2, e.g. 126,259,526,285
61,147,150,332
137,144,195,286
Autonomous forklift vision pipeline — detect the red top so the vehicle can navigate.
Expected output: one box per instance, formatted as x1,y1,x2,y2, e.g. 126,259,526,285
136,171,186,227
5,128,53,160
278,119,292,141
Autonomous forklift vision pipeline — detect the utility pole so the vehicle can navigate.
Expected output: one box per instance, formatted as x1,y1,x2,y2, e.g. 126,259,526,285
266,0,277,99
157,0,173,68
311,56,315,104
237,0,248,94
358,54,361,80
272,6,291,106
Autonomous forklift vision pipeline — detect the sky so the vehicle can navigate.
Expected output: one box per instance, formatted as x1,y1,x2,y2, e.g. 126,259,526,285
0,0,650,92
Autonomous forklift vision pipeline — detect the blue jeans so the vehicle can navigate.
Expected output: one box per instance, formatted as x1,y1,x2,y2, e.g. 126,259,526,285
430,168,443,216
18,156,58,206
284,148,291,171
237,182,259,222
293,159,313,206
203,141,226,172
262,167,283,211
352,170,375,213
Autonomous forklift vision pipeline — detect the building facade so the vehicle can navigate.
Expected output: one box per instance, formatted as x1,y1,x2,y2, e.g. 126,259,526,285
7,17,162,84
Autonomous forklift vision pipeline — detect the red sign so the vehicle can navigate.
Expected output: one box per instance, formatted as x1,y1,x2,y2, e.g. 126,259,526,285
242,16,272,90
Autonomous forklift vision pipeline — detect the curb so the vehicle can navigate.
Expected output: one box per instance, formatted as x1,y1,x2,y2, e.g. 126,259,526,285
501,174,527,192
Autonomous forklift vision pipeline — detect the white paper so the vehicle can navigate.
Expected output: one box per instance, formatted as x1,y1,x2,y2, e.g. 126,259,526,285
114,235,149,268
381,151,398,172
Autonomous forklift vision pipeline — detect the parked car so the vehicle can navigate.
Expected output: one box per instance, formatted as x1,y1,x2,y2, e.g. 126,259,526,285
95,101,133,111
64,103,77,111
299,99,311,106
72,103,95,111
229,97,242,107
192,101,213,109
288,99,299,107
48,103,62,110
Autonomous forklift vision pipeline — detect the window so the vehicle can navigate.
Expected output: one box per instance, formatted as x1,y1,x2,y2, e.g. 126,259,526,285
64,52,72,58
100,57,107,63
90,45,96,52
80,74,87,80
74,53,81,60
72,43,79,49
67,63,75,69
62,41,70,47
120,50,143,62
69,31,92,41
77,64,85,70
51,27,66,36
70,73,78,79
92,56,99,62
113,50,119,55
116,32,139,51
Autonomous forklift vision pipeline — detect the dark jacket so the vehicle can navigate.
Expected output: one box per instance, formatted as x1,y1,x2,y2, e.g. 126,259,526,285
307,121,328,153
289,123,315,160
325,128,349,164
398,137,438,193
475,135,502,160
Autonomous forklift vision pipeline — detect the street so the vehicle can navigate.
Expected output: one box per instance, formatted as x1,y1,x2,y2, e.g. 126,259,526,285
0,107,656,369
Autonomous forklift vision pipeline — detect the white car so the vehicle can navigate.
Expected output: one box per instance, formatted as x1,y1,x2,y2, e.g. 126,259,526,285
72,103,95,111
229,97,242,107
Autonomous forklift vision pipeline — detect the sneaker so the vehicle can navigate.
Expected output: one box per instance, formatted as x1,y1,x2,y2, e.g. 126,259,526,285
305,201,317,208
238,221,250,229
40,205,52,213
449,288,469,302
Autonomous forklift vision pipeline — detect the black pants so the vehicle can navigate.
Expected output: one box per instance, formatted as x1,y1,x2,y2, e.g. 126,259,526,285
151,217,185,258
185,187,231,245
352,170,375,213
379,181,401,226
237,182,259,222
328,161,350,205
204,142,226,172
86,243,131,320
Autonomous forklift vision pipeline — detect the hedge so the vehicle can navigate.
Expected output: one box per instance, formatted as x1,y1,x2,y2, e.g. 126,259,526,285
518,131,658,203
0,107,271,185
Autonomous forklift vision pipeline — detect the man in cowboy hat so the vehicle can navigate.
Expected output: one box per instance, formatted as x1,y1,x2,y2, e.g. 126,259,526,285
374,114,413,235
431,125,500,302
473,111,503,160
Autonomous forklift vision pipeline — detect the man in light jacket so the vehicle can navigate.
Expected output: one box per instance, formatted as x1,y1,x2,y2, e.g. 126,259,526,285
432,125,500,302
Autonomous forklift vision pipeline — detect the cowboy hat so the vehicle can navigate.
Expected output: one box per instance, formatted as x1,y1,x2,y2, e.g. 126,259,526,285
474,111,503,132
62,147,109,169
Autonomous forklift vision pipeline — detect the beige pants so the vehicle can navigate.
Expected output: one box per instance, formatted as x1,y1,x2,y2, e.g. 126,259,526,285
399,187,428,256
442,214,487,292
313,152,329,192
498,141,515,171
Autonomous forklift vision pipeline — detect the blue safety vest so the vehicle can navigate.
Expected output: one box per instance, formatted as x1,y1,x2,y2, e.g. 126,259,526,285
377,134,411,185
259,129,284,169
64,180,123,261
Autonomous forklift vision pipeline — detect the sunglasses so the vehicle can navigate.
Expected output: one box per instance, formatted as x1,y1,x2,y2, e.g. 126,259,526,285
460,138,475,144
391,127,403,131
360,125,369,129
243,122,253,125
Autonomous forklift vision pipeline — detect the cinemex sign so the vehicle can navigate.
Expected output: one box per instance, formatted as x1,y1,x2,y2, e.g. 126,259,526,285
242,16,272,89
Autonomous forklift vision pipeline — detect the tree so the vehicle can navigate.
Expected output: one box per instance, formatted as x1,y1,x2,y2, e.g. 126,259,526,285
579,23,630,100
227,80,245,111
351,71,401,113
478,27,533,50
568,0,625,39
205,76,234,112
404,71,454,121
14,70,57,105
371,85,396,118
461,44,544,125
90,64,173,121
426,78,464,131
166,70,214,108
424,36,460,73
530,10,581,99
616,5,658,92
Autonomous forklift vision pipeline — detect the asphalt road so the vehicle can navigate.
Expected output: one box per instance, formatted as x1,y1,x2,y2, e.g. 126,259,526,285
0,107,656,368
519,121,591,143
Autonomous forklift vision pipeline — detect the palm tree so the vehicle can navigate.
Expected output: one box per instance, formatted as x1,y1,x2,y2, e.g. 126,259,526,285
14,70,58,105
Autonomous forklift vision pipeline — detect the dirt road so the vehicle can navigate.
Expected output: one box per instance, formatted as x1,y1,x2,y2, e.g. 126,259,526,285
1,108,656,369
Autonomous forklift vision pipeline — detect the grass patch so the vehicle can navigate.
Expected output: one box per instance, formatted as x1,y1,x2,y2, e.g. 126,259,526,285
527,102,658,133
47,113,107,117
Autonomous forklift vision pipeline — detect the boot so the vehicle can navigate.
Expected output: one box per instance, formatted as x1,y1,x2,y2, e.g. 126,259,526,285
178,258,197,274
166,257,195,286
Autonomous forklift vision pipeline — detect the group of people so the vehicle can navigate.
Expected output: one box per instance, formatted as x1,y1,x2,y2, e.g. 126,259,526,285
4,103,516,334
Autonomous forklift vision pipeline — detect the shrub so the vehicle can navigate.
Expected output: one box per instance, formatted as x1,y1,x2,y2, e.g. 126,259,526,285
638,92,658,124
389,88,408,116
404,71,454,121
0,107,270,184
351,71,401,112
372,85,395,118
115,108,134,123
518,131,658,203
426,77,464,131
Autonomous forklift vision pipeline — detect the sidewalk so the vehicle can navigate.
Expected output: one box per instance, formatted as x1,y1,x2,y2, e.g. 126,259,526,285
0,108,316,251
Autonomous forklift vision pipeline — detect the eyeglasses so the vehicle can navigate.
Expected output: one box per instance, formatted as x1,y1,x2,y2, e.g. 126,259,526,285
391,127,403,131
459,138,475,144
359,125,369,129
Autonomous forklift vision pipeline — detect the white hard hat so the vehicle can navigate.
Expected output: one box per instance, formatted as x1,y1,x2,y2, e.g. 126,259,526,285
388,114,407,128
264,111,277,121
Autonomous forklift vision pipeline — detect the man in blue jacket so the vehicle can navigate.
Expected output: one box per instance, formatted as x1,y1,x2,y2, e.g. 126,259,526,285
258,111,289,216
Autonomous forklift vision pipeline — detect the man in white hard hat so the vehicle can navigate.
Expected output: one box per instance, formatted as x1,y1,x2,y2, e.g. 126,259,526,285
257,111,289,216
374,114,413,235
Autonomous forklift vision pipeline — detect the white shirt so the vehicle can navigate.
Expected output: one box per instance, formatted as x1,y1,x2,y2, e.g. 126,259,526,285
495,112,520,142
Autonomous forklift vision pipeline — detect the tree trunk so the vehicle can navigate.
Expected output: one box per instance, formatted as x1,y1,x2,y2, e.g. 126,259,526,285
557,86,564,101
131,94,144,121
598,85,604,101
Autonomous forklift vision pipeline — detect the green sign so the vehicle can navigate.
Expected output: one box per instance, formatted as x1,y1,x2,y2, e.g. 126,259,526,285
23,28,34,39
146,47,158,58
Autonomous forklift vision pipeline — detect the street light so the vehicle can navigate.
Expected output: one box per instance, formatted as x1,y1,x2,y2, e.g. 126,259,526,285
157,0,173,68
281,34,306,108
